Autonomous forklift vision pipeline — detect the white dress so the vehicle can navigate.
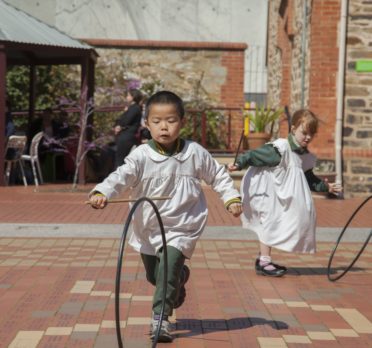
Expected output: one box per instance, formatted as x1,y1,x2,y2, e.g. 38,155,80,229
92,140,240,258
241,138,316,253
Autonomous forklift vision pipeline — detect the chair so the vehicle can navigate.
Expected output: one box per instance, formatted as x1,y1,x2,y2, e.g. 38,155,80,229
21,132,44,186
4,135,27,186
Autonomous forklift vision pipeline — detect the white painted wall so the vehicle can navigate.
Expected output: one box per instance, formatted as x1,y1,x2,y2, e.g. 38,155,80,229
5,0,268,93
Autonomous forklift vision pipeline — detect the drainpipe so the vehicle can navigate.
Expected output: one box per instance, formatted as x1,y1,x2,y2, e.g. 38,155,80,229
300,0,308,108
335,0,348,187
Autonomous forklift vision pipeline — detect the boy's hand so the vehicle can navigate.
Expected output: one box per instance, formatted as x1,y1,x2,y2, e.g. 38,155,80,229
89,193,108,209
227,202,242,217
227,163,239,172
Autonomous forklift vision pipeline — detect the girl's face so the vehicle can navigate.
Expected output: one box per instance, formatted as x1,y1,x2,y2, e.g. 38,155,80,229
126,93,134,103
145,103,184,150
292,123,314,148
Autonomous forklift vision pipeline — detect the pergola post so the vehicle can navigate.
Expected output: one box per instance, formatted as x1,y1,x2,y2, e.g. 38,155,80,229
0,45,6,186
78,54,95,185
27,63,36,137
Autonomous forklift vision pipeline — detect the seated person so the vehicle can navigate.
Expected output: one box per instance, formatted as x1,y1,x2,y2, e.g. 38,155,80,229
29,108,69,142
28,108,71,181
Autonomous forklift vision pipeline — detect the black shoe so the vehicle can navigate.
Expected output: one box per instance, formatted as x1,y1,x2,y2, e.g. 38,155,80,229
255,258,287,273
271,262,287,272
174,265,190,309
255,259,287,277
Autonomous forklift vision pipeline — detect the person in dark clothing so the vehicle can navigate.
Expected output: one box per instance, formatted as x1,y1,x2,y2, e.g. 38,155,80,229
5,100,15,140
114,88,143,167
28,108,69,145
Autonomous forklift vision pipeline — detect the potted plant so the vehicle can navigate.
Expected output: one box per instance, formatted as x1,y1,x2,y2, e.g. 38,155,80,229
243,104,283,149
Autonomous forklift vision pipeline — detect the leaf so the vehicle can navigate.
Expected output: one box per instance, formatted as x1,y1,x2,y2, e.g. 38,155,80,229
245,105,283,133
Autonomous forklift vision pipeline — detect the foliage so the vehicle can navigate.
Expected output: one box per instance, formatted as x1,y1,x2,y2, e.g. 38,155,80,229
244,105,283,133
6,66,30,110
6,65,80,111
181,110,228,150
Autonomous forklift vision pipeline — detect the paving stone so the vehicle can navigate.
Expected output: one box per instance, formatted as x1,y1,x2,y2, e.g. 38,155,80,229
58,301,84,315
70,331,97,340
83,300,107,312
8,330,44,348
45,327,73,335
303,324,329,332
31,310,55,318
306,331,336,340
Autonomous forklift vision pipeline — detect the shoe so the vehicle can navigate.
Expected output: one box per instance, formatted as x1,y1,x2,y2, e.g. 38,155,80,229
174,265,190,309
255,258,287,273
255,258,287,277
150,315,173,343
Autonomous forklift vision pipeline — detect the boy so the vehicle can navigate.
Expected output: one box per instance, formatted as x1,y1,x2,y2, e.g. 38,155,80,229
89,91,242,342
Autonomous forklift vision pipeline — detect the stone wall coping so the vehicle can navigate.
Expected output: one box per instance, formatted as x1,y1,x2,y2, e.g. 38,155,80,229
81,38,247,51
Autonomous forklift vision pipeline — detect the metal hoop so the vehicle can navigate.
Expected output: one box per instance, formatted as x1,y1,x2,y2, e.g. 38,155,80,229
327,195,372,282
115,197,168,347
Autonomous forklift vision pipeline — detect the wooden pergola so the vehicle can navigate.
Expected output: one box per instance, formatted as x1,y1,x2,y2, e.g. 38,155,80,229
0,3,97,186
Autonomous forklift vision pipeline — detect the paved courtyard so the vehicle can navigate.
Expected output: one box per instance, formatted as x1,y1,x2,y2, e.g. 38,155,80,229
0,184,371,347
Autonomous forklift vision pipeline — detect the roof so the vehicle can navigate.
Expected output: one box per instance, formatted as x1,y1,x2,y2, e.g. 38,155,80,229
0,0,92,50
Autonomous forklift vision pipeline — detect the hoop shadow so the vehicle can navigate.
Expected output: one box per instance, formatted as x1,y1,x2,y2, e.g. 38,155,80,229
175,317,288,338
287,266,365,276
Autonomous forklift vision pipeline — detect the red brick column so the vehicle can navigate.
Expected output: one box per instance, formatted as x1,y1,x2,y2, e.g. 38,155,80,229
308,1,340,159
221,50,246,150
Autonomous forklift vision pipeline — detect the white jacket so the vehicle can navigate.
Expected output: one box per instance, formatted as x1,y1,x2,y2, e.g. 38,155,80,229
92,140,240,258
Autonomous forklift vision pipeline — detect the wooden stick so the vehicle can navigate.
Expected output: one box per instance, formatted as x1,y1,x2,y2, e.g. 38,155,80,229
85,196,172,205
234,130,245,165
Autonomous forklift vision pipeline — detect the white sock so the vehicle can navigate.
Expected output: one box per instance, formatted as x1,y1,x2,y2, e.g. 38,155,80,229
259,255,275,270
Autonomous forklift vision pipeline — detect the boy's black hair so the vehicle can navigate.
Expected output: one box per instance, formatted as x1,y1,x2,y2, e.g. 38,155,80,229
145,91,184,119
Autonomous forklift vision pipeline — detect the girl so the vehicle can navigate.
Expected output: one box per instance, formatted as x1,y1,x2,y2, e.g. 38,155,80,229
228,109,342,277
90,91,242,342
114,88,143,167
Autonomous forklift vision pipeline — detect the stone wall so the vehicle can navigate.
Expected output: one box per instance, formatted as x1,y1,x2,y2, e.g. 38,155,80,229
343,0,372,195
85,39,246,150
267,0,282,108
267,0,312,134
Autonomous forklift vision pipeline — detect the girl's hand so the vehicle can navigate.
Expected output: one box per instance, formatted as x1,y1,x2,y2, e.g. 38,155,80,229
227,163,239,172
227,203,242,217
89,193,108,209
114,125,122,135
326,179,343,196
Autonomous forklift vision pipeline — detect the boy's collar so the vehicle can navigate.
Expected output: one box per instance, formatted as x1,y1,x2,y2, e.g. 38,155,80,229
288,133,309,154
148,138,185,156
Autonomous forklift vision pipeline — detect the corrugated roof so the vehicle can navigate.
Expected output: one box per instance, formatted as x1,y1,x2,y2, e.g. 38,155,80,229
0,0,92,50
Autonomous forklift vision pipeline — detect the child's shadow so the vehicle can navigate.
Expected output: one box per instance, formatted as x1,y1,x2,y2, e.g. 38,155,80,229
175,316,288,338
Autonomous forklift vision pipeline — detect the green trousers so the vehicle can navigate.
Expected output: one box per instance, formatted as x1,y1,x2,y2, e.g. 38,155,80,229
141,246,185,316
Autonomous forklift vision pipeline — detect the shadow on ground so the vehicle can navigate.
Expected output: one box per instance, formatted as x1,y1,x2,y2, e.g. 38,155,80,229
175,317,288,338
287,266,365,276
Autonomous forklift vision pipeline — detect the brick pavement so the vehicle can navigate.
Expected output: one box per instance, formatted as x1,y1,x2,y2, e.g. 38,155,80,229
0,184,371,347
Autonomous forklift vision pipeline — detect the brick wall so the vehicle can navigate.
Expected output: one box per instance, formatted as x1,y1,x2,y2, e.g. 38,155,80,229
308,0,340,159
220,50,246,148
267,0,372,196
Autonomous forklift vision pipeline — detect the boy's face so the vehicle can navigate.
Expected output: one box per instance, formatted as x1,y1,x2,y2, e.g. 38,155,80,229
145,103,184,150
